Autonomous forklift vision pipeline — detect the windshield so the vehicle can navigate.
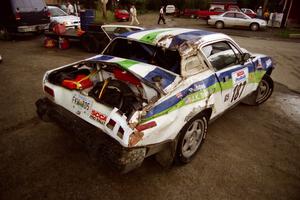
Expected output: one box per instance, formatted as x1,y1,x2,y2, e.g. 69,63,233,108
12,0,46,12
49,7,67,17
104,38,182,74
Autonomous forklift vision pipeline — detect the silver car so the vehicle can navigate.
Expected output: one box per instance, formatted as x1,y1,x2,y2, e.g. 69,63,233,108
208,11,267,31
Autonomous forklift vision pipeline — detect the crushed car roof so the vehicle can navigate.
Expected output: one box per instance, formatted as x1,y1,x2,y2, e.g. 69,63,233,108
119,28,229,48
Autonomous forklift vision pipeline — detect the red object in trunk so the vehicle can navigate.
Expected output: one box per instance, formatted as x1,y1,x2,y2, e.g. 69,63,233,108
62,74,93,89
113,68,141,86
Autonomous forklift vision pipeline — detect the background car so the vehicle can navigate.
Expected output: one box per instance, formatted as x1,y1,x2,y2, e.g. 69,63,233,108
208,11,266,31
48,6,80,29
114,9,129,21
0,0,50,39
241,8,257,18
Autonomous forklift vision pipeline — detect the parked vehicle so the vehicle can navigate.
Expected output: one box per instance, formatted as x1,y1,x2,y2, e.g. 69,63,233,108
48,6,80,29
36,28,275,173
166,5,176,14
0,0,50,39
241,8,257,18
44,24,143,52
114,9,130,21
208,11,267,31
197,3,241,19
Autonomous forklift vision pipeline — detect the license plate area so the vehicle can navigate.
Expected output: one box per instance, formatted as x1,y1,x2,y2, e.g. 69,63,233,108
71,93,93,116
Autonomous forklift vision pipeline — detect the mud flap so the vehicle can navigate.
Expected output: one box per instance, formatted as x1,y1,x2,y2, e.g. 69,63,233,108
155,139,178,168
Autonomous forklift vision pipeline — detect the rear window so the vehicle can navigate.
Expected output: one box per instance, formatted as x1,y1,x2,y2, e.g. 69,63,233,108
12,0,46,12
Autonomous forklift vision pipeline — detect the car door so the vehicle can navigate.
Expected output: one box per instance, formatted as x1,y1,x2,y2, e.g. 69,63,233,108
201,41,254,112
234,12,251,27
222,12,235,27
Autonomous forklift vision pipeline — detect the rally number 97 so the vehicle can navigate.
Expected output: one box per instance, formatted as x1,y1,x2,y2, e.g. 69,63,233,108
231,81,246,102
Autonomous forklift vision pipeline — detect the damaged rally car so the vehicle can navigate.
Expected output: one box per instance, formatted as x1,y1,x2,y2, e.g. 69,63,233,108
36,28,275,172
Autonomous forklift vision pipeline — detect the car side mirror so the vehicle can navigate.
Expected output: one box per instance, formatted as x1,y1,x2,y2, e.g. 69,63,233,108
241,53,251,64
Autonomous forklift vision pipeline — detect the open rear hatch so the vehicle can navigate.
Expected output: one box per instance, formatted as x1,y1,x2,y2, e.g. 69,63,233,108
45,56,181,146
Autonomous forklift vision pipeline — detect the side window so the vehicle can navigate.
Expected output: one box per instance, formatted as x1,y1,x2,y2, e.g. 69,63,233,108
235,13,247,19
224,13,234,18
202,41,241,71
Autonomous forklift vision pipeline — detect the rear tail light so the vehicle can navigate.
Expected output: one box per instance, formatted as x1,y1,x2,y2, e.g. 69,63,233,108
136,121,157,132
44,86,54,97
47,11,51,17
15,9,21,20
107,119,116,130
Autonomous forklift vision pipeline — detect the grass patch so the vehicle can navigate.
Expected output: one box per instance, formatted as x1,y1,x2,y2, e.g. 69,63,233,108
277,28,300,38
95,10,115,23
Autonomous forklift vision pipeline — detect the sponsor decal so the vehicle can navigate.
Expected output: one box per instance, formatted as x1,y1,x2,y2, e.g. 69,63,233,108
176,92,183,99
266,59,272,68
232,68,248,85
89,110,107,124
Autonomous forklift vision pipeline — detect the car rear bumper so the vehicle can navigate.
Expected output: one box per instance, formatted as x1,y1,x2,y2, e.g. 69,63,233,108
17,23,49,32
35,97,147,173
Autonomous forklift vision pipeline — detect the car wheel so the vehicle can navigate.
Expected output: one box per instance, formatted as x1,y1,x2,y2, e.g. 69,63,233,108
250,23,259,31
176,114,208,164
242,74,274,105
215,21,224,29
255,74,274,104
0,26,11,40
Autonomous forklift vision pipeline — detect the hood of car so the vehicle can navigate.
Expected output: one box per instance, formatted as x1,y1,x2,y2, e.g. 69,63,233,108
86,55,181,93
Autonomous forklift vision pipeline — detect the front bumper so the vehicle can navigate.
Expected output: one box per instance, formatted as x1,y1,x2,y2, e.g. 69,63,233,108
35,97,147,173
17,23,49,32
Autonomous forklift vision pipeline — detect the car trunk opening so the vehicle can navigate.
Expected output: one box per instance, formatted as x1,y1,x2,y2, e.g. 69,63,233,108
47,61,159,120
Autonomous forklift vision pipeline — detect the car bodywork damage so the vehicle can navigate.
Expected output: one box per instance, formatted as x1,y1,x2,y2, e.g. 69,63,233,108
36,28,275,172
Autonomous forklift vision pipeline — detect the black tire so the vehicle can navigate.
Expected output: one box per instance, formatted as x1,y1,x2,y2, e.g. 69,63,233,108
242,74,274,105
80,33,100,52
250,23,259,31
215,21,224,29
176,114,208,164
0,26,11,40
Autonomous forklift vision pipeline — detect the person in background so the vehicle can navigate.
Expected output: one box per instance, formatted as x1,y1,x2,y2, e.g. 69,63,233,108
271,11,277,28
130,5,140,25
257,6,263,19
61,3,67,13
74,1,81,16
264,9,270,24
158,6,166,24
67,1,75,15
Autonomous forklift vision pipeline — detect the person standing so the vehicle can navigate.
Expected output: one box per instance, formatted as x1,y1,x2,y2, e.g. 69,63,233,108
67,1,75,15
264,9,270,24
158,6,166,24
130,5,140,25
257,6,263,19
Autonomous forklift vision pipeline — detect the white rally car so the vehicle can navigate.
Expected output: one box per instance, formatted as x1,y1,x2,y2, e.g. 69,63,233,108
36,28,275,172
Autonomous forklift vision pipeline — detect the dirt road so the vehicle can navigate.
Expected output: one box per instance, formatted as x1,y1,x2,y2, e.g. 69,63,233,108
0,14,299,200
